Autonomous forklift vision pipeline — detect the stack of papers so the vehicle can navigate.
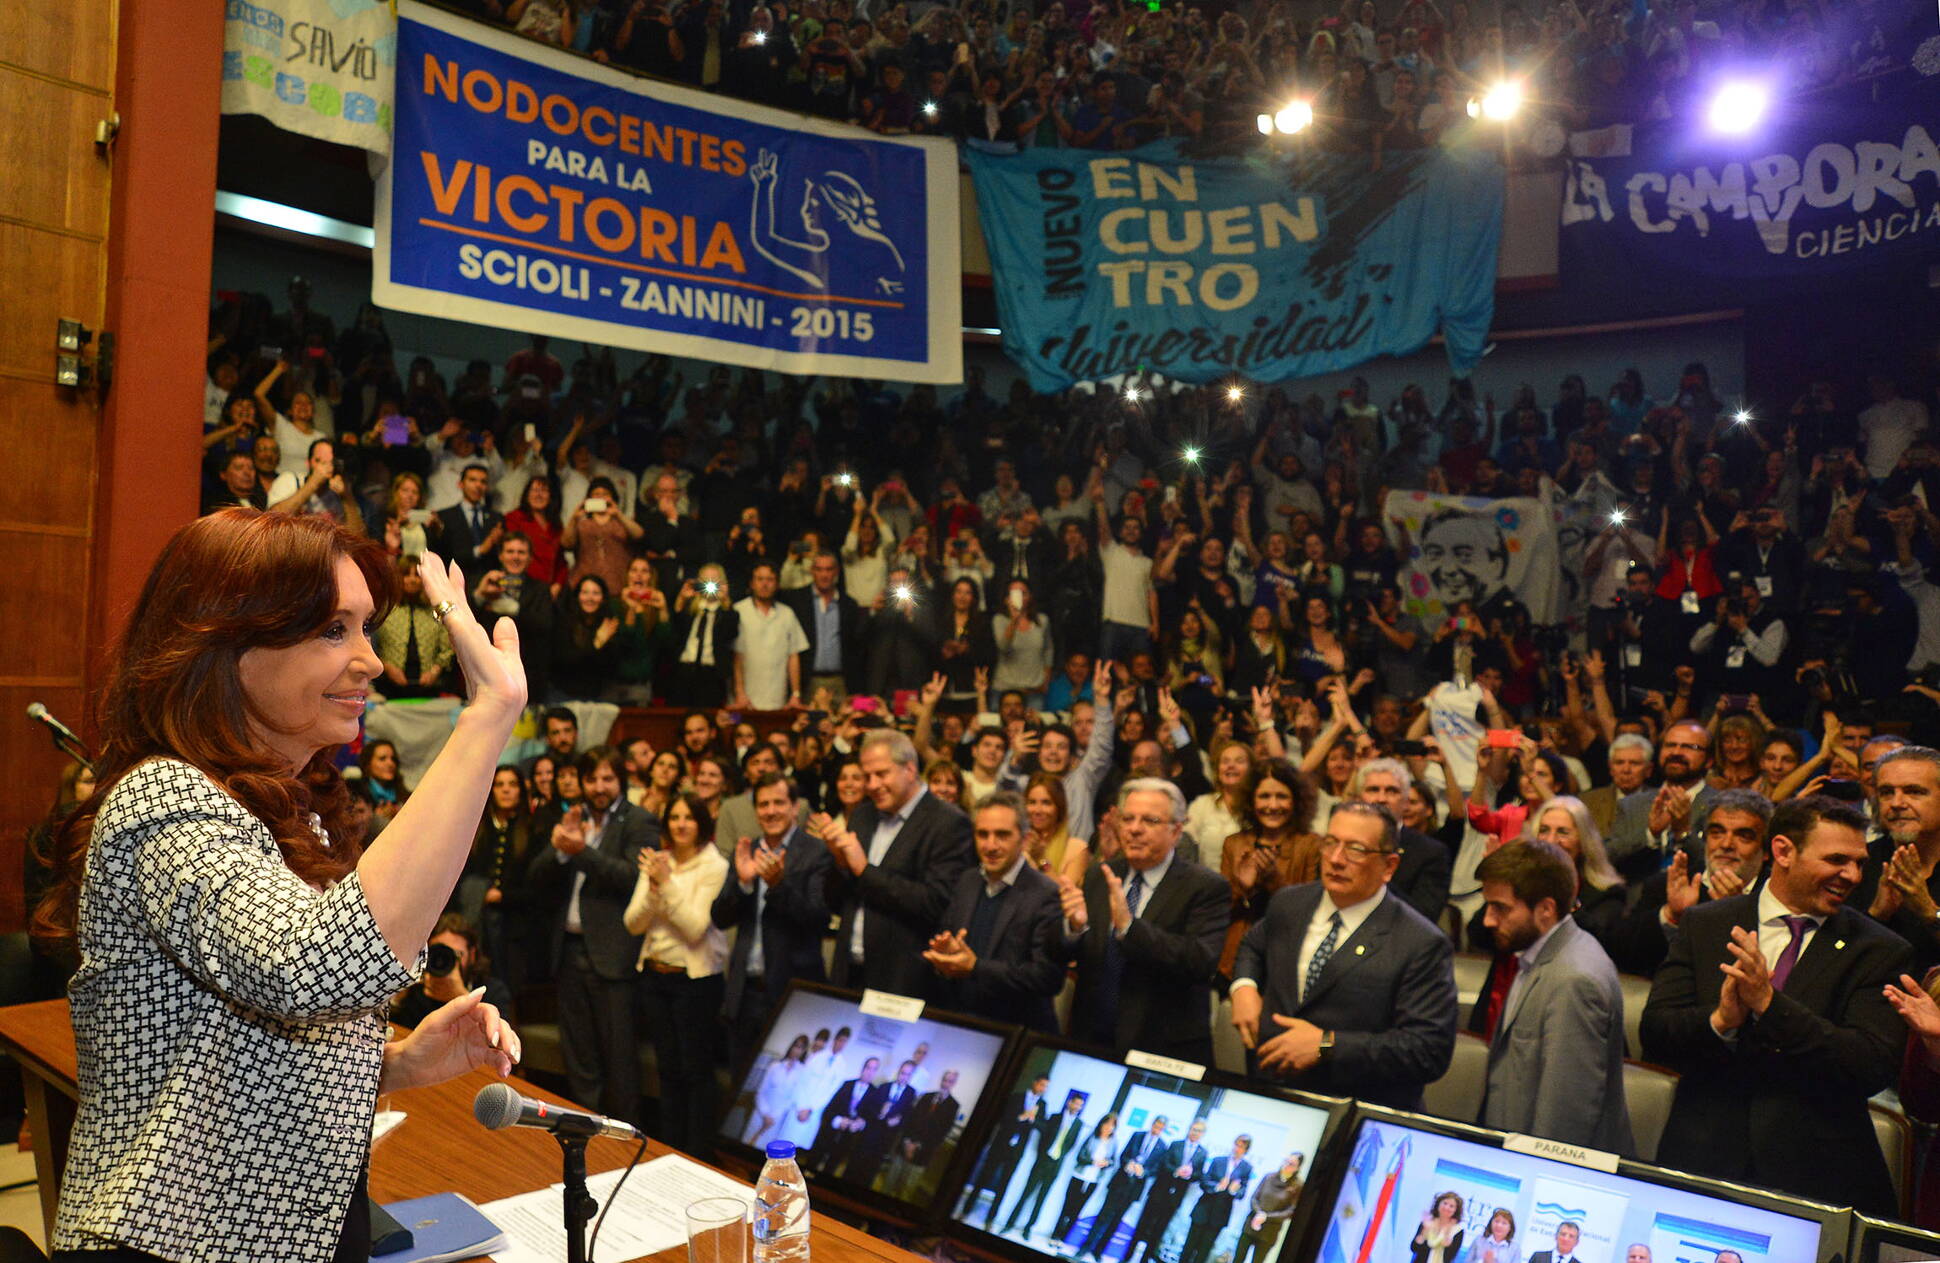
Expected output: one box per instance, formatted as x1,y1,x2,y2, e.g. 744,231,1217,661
484,1153,757,1263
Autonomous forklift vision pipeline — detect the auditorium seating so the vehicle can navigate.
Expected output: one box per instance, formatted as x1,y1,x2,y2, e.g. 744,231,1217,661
1420,1030,1489,1124
1619,973,1654,1061
1874,1102,1916,1221
1622,1060,1678,1163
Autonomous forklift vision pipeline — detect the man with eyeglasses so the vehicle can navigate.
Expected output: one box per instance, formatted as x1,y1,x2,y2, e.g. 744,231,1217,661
1608,720,1717,882
1228,802,1457,1109
1612,789,1773,977
1059,778,1230,1066
1853,746,1940,972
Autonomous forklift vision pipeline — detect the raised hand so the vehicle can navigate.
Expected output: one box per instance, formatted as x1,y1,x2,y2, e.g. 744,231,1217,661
1058,874,1088,932
1103,864,1132,932
1720,925,1774,1016
552,805,589,856
733,836,761,885
1885,973,1940,1043
754,843,786,886
420,552,526,723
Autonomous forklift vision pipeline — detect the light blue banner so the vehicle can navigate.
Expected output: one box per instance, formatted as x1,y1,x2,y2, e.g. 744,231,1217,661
376,1,960,382
965,141,1502,391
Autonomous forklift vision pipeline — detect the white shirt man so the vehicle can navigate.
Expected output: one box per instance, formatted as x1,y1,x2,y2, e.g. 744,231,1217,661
732,564,809,710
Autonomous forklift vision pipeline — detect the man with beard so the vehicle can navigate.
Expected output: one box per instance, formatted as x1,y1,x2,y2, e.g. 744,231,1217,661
1612,790,1773,976
1641,796,1910,1214
1607,720,1717,882
1853,747,1940,972
1473,842,1632,1152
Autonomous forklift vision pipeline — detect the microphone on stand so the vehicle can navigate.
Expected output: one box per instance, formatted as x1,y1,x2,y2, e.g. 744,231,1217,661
473,1082,642,1142
26,702,93,768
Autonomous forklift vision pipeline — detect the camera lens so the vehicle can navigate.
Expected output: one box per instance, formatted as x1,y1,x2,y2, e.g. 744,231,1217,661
425,942,459,978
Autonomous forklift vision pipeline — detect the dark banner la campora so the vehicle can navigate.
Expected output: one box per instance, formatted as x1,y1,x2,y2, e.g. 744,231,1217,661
375,0,962,383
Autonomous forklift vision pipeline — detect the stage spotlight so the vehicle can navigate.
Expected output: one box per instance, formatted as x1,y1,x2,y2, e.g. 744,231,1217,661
1708,81,1768,135
1257,113,1274,135
1478,81,1523,121
1273,100,1314,134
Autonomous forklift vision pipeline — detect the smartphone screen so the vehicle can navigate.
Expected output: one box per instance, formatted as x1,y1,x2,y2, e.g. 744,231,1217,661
382,416,409,446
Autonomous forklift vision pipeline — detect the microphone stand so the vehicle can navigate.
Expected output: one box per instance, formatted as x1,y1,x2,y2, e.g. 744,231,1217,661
556,1134,599,1263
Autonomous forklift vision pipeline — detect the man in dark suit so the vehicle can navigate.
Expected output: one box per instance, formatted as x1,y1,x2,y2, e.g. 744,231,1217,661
525,747,659,1123
824,730,975,997
1610,790,1771,976
1527,1220,1583,1263
1077,1114,1169,1263
1060,778,1231,1065
924,792,1066,1031
436,462,504,588
810,1055,881,1178
1641,795,1912,1215
1126,1118,1208,1263
1852,747,1940,975
989,506,1058,593
1607,720,1718,882
1231,801,1458,1111
665,572,739,707
1001,1090,1089,1238
882,1068,961,1198
1179,1137,1252,1263
1350,760,1452,924
846,1059,921,1188
710,773,833,1070
785,552,870,701
959,1073,1053,1228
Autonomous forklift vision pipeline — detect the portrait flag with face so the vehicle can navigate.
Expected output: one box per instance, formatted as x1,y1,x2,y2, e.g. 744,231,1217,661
1383,490,1563,627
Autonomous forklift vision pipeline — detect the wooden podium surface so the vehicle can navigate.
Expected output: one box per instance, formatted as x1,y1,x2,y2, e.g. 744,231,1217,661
0,999,917,1263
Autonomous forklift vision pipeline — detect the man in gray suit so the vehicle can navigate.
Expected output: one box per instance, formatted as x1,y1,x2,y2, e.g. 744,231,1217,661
1606,720,1716,882
1229,802,1458,1110
1474,841,1633,1153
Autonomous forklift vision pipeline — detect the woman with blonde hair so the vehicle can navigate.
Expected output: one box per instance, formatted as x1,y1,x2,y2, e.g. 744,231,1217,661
1023,772,1088,884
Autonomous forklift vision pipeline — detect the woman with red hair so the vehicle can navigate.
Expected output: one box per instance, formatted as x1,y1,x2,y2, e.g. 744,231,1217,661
36,509,527,1263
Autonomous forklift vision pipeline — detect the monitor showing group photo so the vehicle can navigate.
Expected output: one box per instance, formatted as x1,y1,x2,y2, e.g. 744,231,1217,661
945,1036,1348,1263
716,981,1020,1220
1314,1108,1849,1263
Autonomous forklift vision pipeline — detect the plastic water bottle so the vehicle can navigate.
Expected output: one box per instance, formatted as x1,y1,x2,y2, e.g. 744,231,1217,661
753,1141,811,1263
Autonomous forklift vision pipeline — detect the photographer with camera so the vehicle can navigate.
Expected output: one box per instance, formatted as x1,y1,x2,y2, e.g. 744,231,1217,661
391,912,515,1028
1688,578,1790,717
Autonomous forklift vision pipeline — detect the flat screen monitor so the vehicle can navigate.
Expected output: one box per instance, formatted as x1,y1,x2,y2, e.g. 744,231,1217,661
716,981,1020,1222
1311,1107,1848,1263
943,1035,1349,1263
1850,1213,1940,1263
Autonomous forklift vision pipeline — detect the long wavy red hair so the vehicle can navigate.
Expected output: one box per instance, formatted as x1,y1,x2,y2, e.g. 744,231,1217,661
34,509,398,940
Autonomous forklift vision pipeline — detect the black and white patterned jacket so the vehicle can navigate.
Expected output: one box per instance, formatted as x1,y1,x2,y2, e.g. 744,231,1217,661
54,757,420,1263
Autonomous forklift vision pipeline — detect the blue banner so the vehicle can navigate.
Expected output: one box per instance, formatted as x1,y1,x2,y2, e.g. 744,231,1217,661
1560,84,1940,283
375,1,960,382
964,142,1501,392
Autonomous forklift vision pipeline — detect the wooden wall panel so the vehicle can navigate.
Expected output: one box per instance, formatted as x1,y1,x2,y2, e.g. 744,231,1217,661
0,72,111,236
0,2,116,91
0,224,102,382
0,0,115,934
0,379,95,525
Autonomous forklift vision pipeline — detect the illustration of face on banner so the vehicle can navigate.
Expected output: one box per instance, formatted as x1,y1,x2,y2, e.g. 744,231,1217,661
375,1,960,383
1524,1176,1632,1263
1384,490,1562,626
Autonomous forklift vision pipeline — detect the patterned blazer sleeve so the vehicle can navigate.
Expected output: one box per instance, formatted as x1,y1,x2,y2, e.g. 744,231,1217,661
109,759,418,1022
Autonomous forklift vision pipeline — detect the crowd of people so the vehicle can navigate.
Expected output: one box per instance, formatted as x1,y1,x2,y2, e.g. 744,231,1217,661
427,0,1925,151
168,270,1940,1226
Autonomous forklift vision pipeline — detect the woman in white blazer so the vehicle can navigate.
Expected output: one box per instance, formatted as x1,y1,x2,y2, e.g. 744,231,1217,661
623,790,729,1154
